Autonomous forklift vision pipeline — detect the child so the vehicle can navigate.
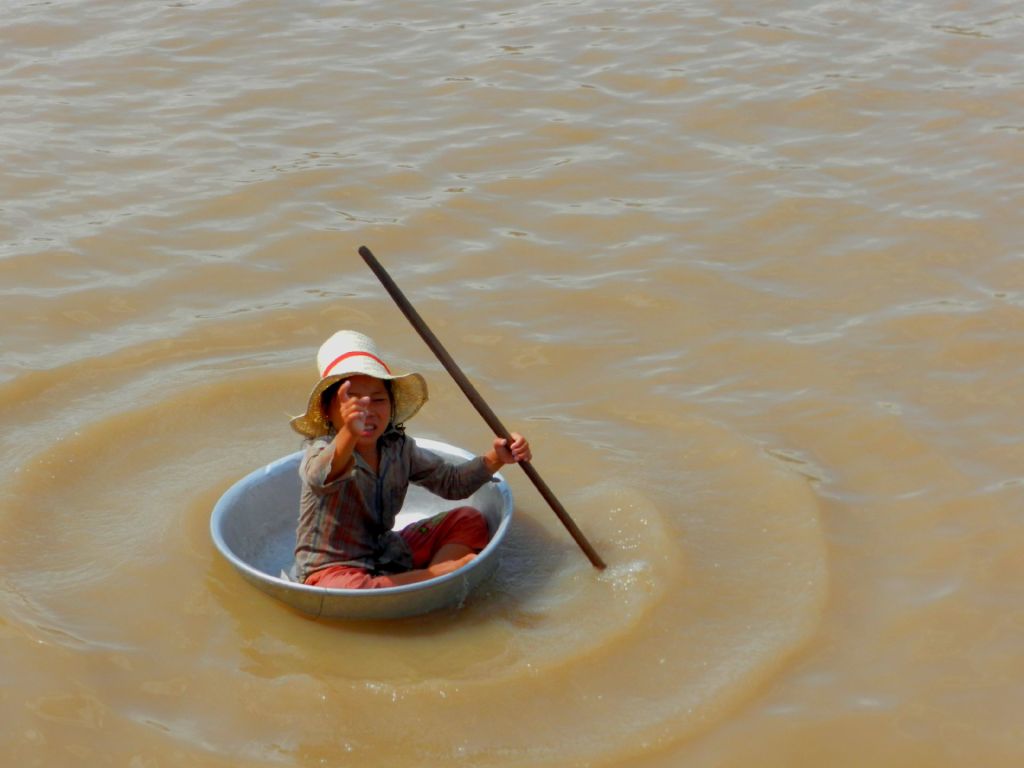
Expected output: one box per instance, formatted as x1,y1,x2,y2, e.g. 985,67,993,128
289,329,531,589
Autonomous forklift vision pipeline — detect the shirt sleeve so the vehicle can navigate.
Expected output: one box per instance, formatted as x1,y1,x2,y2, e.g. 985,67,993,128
407,440,494,500
299,436,354,496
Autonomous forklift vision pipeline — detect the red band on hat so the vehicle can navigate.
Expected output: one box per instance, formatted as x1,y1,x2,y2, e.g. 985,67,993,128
322,351,392,378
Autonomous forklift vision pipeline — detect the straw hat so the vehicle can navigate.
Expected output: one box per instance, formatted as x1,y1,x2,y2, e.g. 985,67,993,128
290,330,428,439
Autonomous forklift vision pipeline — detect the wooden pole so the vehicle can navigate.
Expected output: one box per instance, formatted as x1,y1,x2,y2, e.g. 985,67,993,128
359,245,606,570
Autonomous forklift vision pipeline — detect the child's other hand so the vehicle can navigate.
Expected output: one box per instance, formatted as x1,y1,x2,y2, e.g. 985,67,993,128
494,432,531,465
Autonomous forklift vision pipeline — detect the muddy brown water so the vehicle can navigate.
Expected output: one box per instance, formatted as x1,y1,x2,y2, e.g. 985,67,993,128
2,2,1022,766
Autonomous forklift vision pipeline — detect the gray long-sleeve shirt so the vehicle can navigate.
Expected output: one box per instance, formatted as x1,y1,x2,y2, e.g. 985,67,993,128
294,428,494,582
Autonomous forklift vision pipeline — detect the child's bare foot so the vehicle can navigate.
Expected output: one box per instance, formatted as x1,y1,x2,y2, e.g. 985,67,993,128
428,552,476,578
386,552,477,586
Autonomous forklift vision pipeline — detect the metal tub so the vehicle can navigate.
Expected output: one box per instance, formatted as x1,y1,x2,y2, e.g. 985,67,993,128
210,438,513,619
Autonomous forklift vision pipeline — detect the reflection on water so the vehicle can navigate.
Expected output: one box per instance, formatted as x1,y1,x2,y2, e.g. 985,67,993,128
2,0,1022,765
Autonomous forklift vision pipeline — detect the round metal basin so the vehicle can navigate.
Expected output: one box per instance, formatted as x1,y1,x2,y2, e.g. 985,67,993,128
210,438,513,619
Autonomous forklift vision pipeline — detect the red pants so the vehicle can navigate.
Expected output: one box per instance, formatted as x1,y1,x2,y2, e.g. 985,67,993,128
305,506,490,589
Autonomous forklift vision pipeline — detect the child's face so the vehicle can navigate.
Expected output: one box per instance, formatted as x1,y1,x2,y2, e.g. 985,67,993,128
328,374,392,447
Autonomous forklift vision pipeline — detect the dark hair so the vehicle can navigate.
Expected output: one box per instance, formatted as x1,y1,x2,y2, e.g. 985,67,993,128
320,380,343,415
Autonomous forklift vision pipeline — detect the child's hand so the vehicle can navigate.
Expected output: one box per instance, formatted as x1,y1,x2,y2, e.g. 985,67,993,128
332,380,371,436
493,432,531,465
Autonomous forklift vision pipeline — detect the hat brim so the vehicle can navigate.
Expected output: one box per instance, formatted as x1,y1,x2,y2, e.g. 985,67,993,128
289,371,428,439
